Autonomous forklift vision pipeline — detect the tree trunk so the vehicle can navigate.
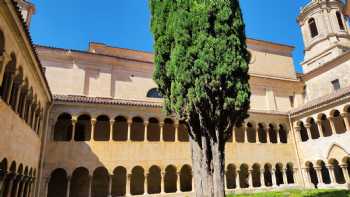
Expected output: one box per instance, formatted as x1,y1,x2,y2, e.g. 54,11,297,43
190,137,226,197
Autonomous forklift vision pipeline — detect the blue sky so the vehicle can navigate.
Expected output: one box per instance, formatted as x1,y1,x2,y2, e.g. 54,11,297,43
30,0,310,73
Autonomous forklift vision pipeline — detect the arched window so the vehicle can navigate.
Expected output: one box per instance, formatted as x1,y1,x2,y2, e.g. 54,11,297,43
54,113,73,141
336,11,345,30
146,88,162,98
308,18,319,38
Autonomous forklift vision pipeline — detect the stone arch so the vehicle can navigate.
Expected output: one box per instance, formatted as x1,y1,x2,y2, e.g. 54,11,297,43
54,113,73,141
146,88,162,98
239,164,249,188
257,123,267,143
92,167,109,197
130,117,144,141
147,117,160,141
252,163,261,187
17,79,28,116
278,124,288,143
275,163,284,185
163,118,175,142
246,122,256,143
113,116,128,141
268,124,278,143
317,160,331,184
326,144,349,160
318,114,332,137
47,168,68,197
297,121,309,142
164,165,177,193
308,17,319,38
329,159,345,184
75,114,92,141
147,165,161,194
226,164,237,189
263,163,272,187
9,68,23,110
178,120,189,142
180,165,192,192
94,115,110,141
111,166,126,196
306,162,318,188
286,163,294,184
2,160,16,196
70,167,90,197
331,110,346,134
1,53,16,101
235,124,245,143
307,118,320,139
130,166,145,195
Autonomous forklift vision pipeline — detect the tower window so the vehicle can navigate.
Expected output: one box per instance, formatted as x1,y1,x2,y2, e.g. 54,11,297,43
308,18,319,38
336,11,345,30
331,79,341,91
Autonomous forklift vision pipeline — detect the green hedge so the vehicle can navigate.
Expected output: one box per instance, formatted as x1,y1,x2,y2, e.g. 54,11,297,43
227,189,350,197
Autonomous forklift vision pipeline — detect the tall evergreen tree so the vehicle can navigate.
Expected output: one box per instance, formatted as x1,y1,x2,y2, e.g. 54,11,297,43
149,0,250,196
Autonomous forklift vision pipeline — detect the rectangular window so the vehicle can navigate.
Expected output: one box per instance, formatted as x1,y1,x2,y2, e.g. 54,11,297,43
331,79,341,91
289,95,295,108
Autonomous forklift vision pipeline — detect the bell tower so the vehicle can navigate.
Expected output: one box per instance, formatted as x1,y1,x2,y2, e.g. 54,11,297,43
298,0,350,73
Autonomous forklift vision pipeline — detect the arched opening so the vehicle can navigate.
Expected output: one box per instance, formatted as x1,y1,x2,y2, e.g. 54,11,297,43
130,166,145,195
11,164,23,197
180,165,192,192
111,167,126,196
113,116,128,141
3,161,16,196
147,118,160,141
307,162,318,188
275,163,284,185
332,110,346,134
279,125,288,143
94,115,110,141
92,167,109,197
286,163,294,184
130,117,144,141
246,123,256,143
48,169,68,197
147,166,161,194
308,118,320,139
239,164,249,188
252,164,261,188
330,159,345,184
146,88,162,98
163,118,175,142
258,124,267,143
70,167,90,197
318,160,331,184
75,115,92,141
235,125,245,143
9,70,23,110
268,124,277,143
336,11,345,30
54,113,73,141
308,18,319,38
264,164,272,187
298,122,309,142
17,83,27,117
0,53,16,102
164,165,177,193
319,114,332,137
178,120,189,142
226,164,237,189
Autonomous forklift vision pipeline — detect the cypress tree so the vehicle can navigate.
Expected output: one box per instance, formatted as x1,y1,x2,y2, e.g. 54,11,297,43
149,0,250,196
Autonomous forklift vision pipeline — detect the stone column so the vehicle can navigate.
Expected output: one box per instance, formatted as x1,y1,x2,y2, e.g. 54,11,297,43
271,169,277,187
276,130,280,144
283,169,288,185
224,172,228,190
305,123,312,140
109,120,114,141
18,177,27,197
256,128,260,144
327,165,336,184
175,121,179,142
26,103,33,124
126,174,131,196
144,173,148,195
176,172,181,192
316,120,325,137
0,172,7,194
5,72,14,104
341,113,350,132
328,117,336,135
91,119,96,142
14,84,23,112
144,121,149,142
66,176,71,197
12,175,22,197
294,126,302,142
341,165,350,183
293,168,299,185
266,129,271,144
0,52,10,86
235,171,240,189
302,168,311,186
191,175,194,192
244,127,248,143
314,167,323,185
260,170,265,188
248,170,253,188
5,174,15,197
160,172,165,194
71,118,77,142
127,119,132,142
160,122,164,142
232,128,236,143
88,175,92,197
107,175,112,197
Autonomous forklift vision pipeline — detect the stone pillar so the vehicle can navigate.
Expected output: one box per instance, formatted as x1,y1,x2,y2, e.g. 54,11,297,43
191,175,194,192
107,175,112,197
248,170,253,188
224,172,228,190
18,177,27,197
175,121,179,142
271,169,277,187
12,176,22,197
144,173,148,195
276,130,280,144
283,169,288,185
305,123,312,140
144,121,149,142
126,174,131,196
293,168,299,185
14,84,23,112
341,113,350,132
315,167,323,185
266,129,271,144
88,175,92,197
235,171,240,189
327,165,336,184
5,174,15,197
71,118,77,142
244,127,248,143
26,103,33,124
127,119,132,142
91,119,96,142
302,168,311,186
260,170,265,187
232,128,236,143
109,120,114,141
0,172,7,194
316,120,325,137
66,176,71,197
160,172,165,194
341,165,350,183
294,126,302,142
0,52,10,86
176,172,181,192
160,122,164,142
328,117,336,135
20,95,28,118
5,72,14,104
256,128,260,144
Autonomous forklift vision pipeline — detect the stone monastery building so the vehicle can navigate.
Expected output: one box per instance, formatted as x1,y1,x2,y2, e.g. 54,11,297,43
2,0,350,196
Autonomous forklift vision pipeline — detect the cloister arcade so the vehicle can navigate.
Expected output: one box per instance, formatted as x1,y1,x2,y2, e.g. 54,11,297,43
0,29,44,135
52,113,289,144
0,158,37,197
46,162,296,197
295,106,350,142
304,157,350,188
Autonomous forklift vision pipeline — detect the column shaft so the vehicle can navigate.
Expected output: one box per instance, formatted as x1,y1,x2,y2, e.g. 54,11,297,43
175,123,179,142
14,84,22,112
176,173,181,192
66,177,71,197
127,121,132,142
271,170,277,187
126,174,131,196
341,166,350,183
5,73,14,104
71,120,77,142
283,169,288,184
315,168,323,185
260,171,265,187
317,120,325,137
144,122,148,142
160,173,165,194
327,166,336,184
88,176,92,197
144,174,148,195
328,117,336,135
256,129,260,144
341,113,350,132
235,172,240,189
91,119,96,141
248,170,253,188
305,124,312,140
6,177,14,197
160,122,164,142
109,120,114,141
